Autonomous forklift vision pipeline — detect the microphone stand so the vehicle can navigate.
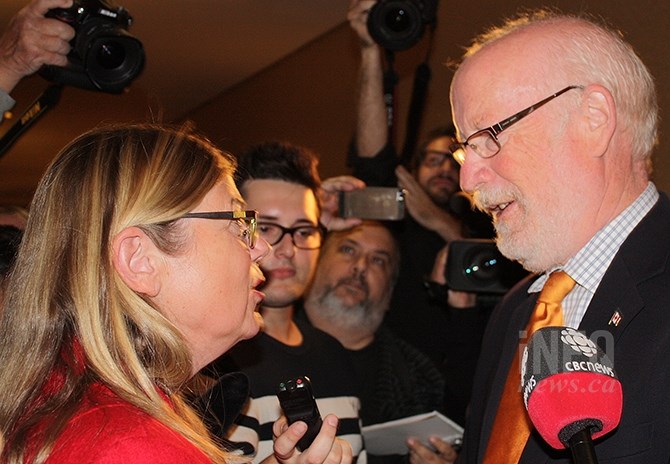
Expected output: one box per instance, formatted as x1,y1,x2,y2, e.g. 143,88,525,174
568,428,599,464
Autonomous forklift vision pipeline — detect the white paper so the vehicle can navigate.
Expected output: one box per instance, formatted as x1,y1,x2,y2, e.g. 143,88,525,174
361,410,464,455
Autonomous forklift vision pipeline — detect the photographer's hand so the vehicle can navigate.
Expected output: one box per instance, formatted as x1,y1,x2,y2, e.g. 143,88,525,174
0,0,74,94
319,175,364,231
347,0,377,48
396,165,463,241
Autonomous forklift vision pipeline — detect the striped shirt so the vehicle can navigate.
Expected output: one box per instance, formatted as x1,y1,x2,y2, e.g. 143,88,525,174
214,318,366,463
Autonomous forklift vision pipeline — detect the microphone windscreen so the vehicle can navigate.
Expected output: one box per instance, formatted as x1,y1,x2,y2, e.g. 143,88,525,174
521,326,623,449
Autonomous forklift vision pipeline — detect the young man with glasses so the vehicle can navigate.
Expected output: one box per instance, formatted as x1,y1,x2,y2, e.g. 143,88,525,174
203,141,367,463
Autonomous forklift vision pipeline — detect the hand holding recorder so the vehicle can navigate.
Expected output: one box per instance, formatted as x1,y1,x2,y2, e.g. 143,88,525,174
271,376,353,463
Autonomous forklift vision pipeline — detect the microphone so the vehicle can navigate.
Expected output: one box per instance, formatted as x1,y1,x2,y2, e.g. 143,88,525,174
521,327,623,462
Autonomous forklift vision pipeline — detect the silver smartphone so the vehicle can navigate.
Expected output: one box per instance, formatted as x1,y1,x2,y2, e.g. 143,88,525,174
339,187,406,221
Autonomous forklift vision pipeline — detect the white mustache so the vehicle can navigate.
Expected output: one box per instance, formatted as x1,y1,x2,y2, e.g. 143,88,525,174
471,185,520,212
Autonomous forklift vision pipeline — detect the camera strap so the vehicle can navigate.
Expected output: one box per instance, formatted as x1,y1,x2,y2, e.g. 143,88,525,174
400,25,436,167
382,49,399,146
0,84,63,162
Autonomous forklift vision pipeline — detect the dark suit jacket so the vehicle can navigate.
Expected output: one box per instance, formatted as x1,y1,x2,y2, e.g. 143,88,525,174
458,191,670,463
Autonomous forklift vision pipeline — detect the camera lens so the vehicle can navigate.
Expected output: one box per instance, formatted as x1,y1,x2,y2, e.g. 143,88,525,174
96,41,126,69
384,7,411,32
446,240,529,293
85,34,144,92
367,0,425,51
463,247,502,283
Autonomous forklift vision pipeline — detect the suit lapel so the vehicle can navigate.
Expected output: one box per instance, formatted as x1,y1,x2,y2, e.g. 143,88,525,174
578,262,643,343
580,192,670,342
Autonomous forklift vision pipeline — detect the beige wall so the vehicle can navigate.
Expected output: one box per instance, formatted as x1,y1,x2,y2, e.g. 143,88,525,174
187,0,670,194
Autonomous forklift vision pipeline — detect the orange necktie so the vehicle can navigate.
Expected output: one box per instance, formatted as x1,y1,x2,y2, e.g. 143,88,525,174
483,271,577,464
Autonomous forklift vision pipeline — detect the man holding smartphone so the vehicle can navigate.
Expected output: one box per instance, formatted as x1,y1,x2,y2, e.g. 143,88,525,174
347,0,493,427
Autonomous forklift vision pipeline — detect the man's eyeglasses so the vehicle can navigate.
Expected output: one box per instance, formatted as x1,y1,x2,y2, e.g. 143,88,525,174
181,210,258,249
258,222,327,250
449,85,584,165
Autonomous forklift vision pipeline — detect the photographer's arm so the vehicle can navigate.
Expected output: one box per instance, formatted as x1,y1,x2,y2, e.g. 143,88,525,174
348,0,387,158
0,0,73,96
396,166,464,242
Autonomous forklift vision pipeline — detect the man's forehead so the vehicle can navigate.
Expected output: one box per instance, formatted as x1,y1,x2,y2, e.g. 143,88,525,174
341,227,395,253
456,27,557,86
452,45,553,130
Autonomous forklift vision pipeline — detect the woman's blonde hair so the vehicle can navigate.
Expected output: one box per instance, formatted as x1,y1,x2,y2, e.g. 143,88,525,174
0,123,241,463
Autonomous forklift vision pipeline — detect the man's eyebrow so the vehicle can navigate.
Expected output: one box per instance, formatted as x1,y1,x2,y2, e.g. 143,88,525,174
339,238,395,258
258,216,319,227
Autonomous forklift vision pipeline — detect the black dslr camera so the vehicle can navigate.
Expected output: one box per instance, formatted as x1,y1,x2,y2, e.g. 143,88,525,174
41,0,144,93
446,239,529,294
366,0,438,51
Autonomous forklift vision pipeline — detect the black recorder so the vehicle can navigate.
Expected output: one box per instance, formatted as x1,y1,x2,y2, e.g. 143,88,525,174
277,376,322,451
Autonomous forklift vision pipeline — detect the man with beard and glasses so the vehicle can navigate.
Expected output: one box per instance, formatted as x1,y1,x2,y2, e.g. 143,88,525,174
346,0,493,428
303,221,446,463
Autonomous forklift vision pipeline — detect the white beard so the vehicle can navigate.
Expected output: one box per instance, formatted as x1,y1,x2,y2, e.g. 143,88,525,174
306,284,385,335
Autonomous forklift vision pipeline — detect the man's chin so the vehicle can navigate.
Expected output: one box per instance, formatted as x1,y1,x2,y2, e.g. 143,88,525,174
427,189,454,208
261,287,306,308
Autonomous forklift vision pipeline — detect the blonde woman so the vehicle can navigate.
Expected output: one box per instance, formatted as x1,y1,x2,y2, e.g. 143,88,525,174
0,123,352,464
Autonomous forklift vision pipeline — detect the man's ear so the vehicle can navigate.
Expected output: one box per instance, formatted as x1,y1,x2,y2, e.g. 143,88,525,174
578,84,617,158
112,226,162,297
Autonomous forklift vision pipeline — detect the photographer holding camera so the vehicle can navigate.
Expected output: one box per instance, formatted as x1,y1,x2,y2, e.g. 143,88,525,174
347,0,494,436
0,0,74,118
